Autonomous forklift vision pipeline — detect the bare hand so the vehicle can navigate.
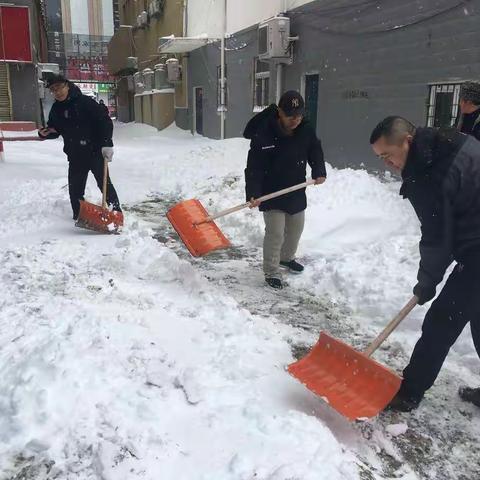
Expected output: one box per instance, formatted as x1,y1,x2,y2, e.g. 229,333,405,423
314,177,326,185
249,197,262,209
38,127,56,138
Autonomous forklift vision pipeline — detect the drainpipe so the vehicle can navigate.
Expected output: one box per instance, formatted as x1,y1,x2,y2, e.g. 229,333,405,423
183,0,187,36
276,63,283,104
220,0,226,139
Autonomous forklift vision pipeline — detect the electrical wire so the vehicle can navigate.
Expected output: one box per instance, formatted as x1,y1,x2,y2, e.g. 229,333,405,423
296,0,472,36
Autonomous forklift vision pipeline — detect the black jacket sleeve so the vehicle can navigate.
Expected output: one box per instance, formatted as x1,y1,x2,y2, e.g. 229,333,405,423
245,143,267,201
307,130,326,179
83,97,114,147
412,186,454,288
38,109,61,140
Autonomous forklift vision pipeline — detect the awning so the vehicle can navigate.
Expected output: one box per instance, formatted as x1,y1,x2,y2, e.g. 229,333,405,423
158,37,210,54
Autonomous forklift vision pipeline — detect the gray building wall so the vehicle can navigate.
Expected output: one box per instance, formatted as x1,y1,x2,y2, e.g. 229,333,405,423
187,0,480,169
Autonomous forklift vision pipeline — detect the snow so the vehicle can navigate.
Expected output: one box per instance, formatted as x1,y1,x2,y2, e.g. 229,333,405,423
0,122,479,479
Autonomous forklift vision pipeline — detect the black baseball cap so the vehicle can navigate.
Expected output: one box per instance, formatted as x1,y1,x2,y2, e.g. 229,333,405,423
45,74,68,88
278,90,305,117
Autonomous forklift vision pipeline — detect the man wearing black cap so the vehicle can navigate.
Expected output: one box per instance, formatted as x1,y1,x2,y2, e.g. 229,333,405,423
39,74,122,221
244,90,326,289
457,81,480,141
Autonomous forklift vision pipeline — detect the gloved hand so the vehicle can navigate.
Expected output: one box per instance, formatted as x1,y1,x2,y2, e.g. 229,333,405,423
413,283,436,305
102,146,114,163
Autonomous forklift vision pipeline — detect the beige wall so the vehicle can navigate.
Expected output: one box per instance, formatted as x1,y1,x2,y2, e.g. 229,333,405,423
111,1,186,130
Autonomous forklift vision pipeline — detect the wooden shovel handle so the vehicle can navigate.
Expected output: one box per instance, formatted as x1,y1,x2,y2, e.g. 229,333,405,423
363,296,418,357
200,179,316,224
102,158,108,210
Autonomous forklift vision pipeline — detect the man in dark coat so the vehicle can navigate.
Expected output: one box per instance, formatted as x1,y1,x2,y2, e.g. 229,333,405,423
244,91,326,289
99,99,110,116
370,116,480,411
39,74,121,220
457,81,480,141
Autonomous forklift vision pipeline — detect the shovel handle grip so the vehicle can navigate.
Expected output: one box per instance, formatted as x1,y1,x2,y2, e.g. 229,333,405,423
199,180,316,224
363,296,418,357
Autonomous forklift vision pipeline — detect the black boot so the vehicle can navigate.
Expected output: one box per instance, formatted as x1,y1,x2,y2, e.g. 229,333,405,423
265,277,283,289
458,386,480,407
385,383,423,412
280,259,304,273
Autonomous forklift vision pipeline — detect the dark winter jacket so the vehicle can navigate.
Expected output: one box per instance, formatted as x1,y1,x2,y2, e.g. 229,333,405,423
458,108,480,141
243,104,326,214
42,82,113,160
400,127,480,290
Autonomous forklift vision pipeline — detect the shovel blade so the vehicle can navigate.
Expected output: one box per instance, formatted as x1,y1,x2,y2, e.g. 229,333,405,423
76,200,123,234
288,332,402,421
167,199,231,257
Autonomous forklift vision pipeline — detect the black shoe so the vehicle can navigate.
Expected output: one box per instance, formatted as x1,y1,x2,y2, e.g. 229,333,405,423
458,386,480,407
265,277,283,289
385,391,422,412
280,259,304,273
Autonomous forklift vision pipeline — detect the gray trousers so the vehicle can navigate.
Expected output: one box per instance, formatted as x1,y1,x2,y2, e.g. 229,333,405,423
263,209,305,278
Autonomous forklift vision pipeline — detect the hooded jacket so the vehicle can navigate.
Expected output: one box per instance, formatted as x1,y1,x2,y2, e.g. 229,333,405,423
243,104,326,214
400,127,480,289
42,82,113,160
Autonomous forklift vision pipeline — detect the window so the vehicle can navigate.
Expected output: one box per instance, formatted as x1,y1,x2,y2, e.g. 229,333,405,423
216,65,227,112
253,58,270,112
427,83,461,128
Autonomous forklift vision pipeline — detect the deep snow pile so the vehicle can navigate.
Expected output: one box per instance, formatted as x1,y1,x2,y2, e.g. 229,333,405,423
0,122,479,479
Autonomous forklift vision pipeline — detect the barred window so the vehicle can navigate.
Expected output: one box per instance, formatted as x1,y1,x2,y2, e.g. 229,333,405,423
426,83,461,128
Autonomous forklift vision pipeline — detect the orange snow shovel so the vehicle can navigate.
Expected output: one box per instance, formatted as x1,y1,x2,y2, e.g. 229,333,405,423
288,296,418,421
167,179,316,257
76,159,123,234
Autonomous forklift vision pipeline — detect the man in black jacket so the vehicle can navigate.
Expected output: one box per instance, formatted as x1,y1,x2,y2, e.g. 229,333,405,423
39,74,121,221
457,81,480,141
244,91,326,289
370,116,480,411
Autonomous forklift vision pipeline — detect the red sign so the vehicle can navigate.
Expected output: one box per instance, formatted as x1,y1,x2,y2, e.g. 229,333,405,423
0,6,32,63
66,57,114,82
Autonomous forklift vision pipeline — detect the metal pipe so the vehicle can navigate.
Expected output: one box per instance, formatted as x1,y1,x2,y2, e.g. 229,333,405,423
276,62,283,104
220,0,226,140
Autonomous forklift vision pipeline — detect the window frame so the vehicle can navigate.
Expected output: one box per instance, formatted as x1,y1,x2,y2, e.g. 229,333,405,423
426,82,462,128
253,57,270,112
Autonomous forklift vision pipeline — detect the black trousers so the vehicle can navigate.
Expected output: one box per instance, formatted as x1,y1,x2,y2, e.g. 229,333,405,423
68,153,121,219
401,252,480,400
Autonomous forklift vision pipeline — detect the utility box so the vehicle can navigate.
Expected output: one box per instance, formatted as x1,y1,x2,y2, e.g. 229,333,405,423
142,68,154,91
258,16,291,62
166,58,181,83
154,64,170,89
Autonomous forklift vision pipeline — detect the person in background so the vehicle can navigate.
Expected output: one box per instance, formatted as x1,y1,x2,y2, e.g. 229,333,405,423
99,99,110,116
244,91,326,289
39,74,121,221
456,81,480,141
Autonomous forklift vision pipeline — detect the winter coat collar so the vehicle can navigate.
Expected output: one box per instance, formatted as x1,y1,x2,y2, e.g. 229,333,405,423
243,103,309,140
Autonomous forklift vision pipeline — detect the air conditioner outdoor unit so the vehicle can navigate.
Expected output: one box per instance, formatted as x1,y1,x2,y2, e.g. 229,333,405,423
149,0,164,17
258,16,291,62
127,56,138,70
137,11,148,28
166,58,181,82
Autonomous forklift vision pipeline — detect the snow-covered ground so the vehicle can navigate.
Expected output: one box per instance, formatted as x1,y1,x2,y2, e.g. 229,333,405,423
0,122,479,479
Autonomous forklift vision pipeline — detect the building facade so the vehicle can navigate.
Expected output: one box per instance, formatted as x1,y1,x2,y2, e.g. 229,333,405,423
107,0,186,127
0,0,48,124
45,0,117,115
185,0,480,169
